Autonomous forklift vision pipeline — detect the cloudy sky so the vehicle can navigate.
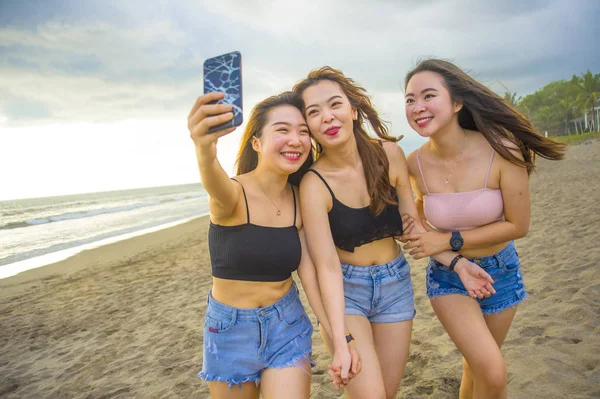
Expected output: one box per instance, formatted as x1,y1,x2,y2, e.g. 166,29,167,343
1,0,598,200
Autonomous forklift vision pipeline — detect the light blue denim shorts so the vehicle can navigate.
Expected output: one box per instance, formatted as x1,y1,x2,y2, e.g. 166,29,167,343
198,282,314,388
342,251,416,323
426,241,527,315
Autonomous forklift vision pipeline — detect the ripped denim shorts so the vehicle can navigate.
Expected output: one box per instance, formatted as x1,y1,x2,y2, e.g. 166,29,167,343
198,282,314,388
426,241,527,315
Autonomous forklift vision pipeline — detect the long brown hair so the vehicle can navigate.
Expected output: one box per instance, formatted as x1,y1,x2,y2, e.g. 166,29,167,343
293,67,400,216
235,91,313,186
405,59,566,174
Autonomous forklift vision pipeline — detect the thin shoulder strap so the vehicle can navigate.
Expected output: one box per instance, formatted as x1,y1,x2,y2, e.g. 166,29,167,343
290,184,297,226
416,149,431,194
306,169,335,199
484,150,495,188
231,178,250,223
378,140,384,147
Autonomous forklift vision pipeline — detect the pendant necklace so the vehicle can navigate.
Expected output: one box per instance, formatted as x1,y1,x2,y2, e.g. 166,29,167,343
443,131,468,184
257,180,284,216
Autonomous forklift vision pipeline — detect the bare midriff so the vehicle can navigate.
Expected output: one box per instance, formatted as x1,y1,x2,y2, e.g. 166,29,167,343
211,277,293,308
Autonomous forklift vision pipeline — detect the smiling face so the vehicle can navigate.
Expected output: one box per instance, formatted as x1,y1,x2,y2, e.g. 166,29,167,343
300,80,357,149
405,71,462,138
253,105,311,174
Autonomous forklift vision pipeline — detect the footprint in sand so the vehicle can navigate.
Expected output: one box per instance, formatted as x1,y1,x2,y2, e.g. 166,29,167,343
520,326,544,337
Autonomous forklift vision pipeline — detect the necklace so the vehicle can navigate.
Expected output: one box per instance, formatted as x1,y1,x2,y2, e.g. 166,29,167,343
257,180,285,216
442,131,468,184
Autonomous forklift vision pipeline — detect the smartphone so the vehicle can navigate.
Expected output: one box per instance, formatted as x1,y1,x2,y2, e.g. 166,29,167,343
203,51,243,133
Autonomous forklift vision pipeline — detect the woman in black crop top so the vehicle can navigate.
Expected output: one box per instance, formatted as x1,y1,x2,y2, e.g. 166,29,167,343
188,91,360,398
293,67,497,399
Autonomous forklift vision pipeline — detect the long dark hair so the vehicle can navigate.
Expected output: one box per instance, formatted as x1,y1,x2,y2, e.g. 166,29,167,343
235,91,313,186
293,67,400,216
405,59,566,174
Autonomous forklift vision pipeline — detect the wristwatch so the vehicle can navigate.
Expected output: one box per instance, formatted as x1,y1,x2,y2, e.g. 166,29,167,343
450,231,464,252
449,254,464,272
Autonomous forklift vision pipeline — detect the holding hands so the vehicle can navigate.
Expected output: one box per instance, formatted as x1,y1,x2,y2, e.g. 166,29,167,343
328,339,362,390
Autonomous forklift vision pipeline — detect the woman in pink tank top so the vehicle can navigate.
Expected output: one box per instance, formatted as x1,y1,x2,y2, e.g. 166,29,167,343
400,59,566,399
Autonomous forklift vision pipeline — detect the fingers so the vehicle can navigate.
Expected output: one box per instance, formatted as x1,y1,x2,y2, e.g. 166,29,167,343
400,234,420,242
328,365,346,390
422,219,432,231
479,270,495,285
401,214,414,234
189,103,233,132
191,112,234,138
350,348,360,375
188,92,225,119
327,368,342,390
404,241,416,250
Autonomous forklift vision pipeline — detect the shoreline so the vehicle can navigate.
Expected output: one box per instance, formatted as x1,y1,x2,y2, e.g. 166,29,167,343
0,215,211,299
0,214,208,281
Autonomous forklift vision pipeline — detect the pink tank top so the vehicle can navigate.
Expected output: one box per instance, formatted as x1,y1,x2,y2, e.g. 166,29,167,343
417,149,504,232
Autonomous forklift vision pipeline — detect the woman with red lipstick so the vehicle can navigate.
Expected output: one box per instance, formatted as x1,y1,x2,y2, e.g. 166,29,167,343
189,91,360,398
293,67,495,399
401,59,565,399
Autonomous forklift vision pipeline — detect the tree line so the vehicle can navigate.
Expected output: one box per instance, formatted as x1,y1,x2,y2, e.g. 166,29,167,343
503,70,599,136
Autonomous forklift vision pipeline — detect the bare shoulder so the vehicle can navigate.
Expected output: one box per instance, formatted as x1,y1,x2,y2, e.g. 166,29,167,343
381,140,408,164
404,143,428,176
497,137,525,162
299,168,330,200
299,170,333,215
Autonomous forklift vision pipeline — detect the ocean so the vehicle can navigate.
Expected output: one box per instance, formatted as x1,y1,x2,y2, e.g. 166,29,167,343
0,183,209,279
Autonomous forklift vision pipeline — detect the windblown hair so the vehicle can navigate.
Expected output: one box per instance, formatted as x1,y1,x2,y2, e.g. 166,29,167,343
235,91,313,186
293,67,400,216
405,59,566,174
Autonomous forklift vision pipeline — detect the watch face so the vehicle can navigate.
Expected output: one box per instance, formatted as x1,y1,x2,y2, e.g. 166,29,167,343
450,236,463,250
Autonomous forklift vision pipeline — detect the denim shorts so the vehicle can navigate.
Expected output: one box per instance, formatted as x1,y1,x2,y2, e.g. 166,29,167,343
198,282,314,388
426,241,527,315
342,251,416,323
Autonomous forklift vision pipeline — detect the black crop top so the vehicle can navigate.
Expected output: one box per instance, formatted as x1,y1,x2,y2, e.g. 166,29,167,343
208,179,302,282
306,169,403,253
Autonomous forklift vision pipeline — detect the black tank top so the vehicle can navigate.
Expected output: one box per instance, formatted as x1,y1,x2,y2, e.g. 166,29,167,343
208,179,302,282
306,169,403,253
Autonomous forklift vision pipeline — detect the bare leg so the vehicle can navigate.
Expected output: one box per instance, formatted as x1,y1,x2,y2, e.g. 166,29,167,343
207,382,260,399
372,320,413,399
342,315,386,399
459,306,518,399
260,362,312,399
430,295,508,399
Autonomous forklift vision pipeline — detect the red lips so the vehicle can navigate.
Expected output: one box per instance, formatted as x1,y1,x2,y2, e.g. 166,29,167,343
324,126,340,136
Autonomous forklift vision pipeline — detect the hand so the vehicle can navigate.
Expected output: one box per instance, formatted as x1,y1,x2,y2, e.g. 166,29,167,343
187,92,236,151
401,223,450,259
454,258,496,299
328,346,352,390
396,214,415,243
328,343,361,389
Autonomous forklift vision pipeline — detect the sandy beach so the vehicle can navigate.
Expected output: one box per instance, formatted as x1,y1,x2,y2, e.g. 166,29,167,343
1,140,599,399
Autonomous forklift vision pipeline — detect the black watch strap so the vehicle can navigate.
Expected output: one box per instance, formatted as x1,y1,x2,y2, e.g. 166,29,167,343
449,254,464,272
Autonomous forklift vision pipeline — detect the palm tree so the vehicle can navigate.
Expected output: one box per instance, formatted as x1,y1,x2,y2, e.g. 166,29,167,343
574,70,600,131
532,106,557,135
556,98,573,135
503,91,521,106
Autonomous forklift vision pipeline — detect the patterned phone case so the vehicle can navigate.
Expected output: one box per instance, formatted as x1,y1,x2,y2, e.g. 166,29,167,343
203,51,243,133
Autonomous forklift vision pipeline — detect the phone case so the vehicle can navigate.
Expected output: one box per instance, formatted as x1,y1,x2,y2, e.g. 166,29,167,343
203,51,243,133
